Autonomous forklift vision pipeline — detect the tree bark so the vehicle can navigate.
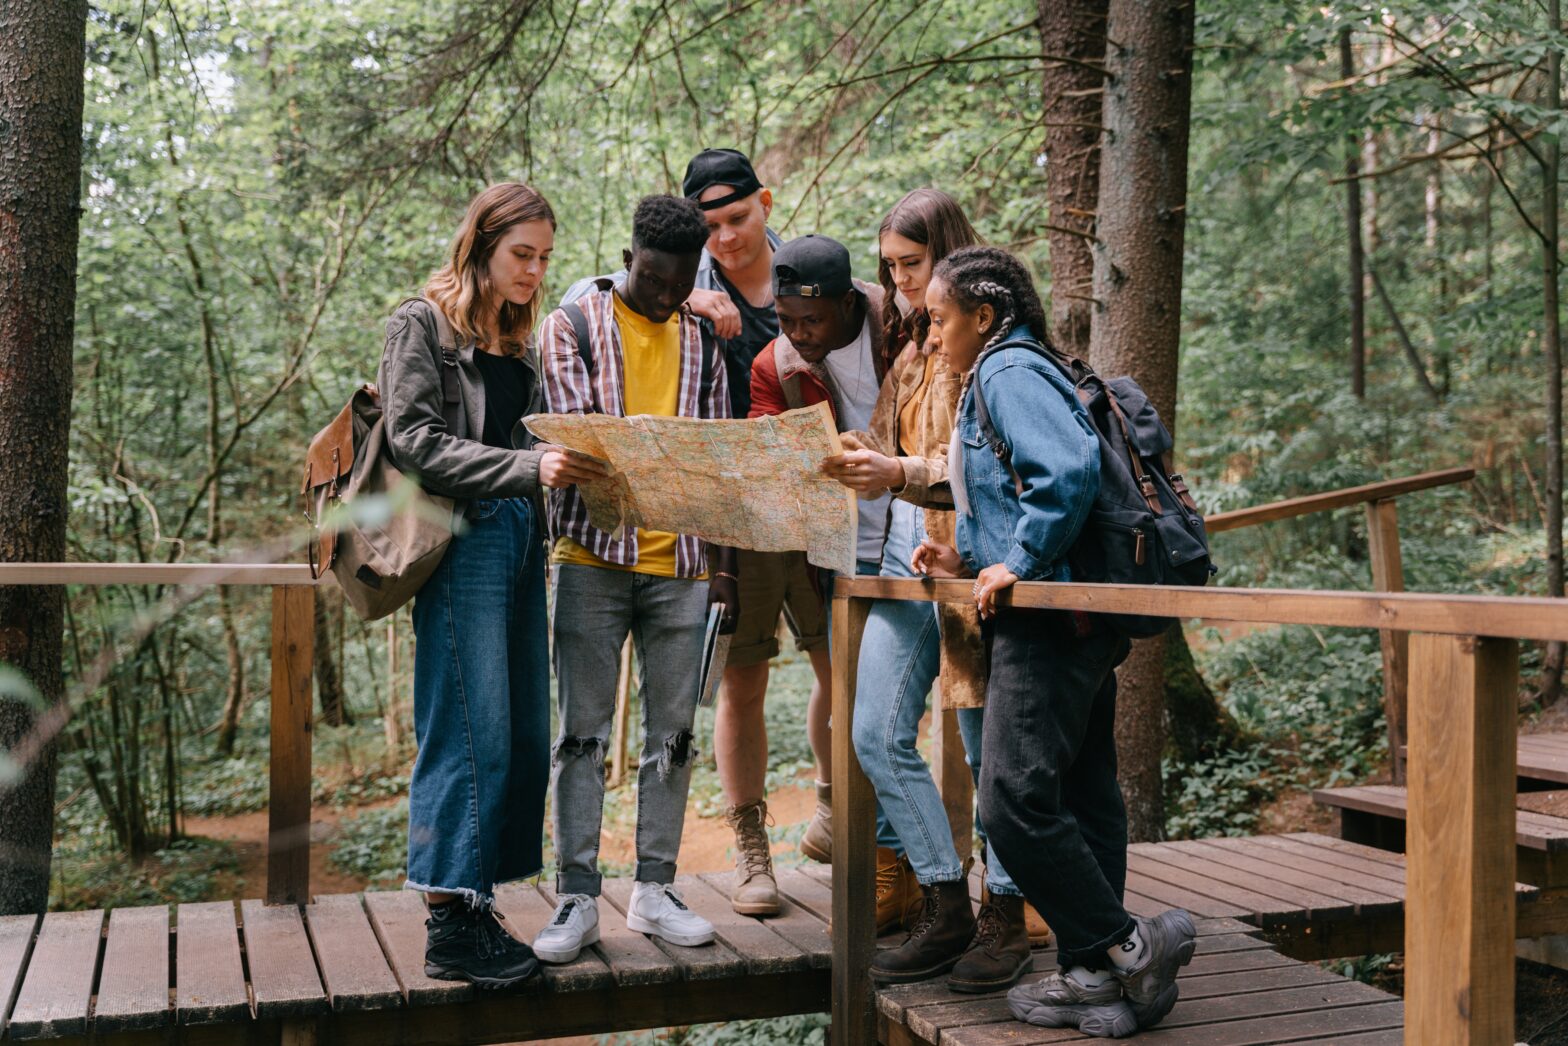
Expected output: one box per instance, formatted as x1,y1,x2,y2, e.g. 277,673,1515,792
1089,0,1195,843
1340,27,1367,399
315,587,350,726
0,0,88,914
1038,0,1108,358
1541,0,1565,706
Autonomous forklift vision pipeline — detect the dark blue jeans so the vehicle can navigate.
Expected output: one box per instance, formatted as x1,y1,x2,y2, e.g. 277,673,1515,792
407,497,550,908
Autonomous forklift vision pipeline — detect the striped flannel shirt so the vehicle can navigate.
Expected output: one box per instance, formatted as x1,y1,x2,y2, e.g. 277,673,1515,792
537,284,730,578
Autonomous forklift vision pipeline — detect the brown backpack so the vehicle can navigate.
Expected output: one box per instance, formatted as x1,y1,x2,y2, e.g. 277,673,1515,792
302,300,463,620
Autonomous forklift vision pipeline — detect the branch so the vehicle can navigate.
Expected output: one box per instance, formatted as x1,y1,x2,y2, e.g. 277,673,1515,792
1367,266,1443,403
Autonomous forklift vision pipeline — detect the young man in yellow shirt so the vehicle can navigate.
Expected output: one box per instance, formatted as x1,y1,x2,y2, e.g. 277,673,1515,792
533,195,738,961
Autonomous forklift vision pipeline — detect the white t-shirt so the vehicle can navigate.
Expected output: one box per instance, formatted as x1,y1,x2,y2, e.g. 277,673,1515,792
823,319,891,563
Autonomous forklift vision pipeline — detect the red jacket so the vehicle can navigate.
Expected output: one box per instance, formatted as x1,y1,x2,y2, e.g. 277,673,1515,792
748,282,890,423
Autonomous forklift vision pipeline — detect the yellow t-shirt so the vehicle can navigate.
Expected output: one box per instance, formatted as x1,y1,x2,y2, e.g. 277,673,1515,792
552,292,683,577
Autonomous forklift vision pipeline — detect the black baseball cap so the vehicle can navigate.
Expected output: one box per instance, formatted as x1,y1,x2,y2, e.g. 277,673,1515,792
683,148,764,210
773,235,853,298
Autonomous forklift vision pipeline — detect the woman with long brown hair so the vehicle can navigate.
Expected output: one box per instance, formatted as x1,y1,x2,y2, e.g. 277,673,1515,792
824,188,1038,992
378,182,603,988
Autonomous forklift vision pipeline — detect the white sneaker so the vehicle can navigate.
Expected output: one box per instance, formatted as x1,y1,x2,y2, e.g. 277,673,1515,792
532,894,599,963
626,882,715,947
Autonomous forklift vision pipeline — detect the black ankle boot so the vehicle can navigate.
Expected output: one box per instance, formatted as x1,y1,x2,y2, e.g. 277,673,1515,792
869,879,976,986
424,901,539,989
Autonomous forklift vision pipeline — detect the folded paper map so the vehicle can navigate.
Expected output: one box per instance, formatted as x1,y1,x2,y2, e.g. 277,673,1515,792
524,401,857,575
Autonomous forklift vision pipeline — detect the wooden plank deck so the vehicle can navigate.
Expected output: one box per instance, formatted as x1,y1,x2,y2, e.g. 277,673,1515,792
0,835,1427,1044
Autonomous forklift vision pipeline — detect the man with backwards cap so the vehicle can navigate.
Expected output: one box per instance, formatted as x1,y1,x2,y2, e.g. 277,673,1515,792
739,233,896,910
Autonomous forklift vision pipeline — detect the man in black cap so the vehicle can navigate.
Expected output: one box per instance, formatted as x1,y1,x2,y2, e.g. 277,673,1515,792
721,234,894,916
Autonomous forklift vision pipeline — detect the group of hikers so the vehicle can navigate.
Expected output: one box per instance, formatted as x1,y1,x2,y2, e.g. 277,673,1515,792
378,147,1196,1038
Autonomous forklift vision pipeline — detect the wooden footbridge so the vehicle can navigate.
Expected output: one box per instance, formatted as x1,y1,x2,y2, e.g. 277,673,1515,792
1,466,1564,1045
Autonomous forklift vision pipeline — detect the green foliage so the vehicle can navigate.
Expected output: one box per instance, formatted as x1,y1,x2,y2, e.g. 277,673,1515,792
52,836,240,912
329,799,410,888
612,1013,829,1046
1164,744,1281,839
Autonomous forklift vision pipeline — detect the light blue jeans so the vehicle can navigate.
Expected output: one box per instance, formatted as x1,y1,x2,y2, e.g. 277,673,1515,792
851,500,1020,895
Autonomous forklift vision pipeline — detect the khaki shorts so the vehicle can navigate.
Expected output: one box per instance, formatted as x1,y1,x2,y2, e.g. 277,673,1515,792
728,549,829,667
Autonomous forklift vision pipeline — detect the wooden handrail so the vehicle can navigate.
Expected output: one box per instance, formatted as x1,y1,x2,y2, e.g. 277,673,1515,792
0,562,315,586
836,576,1568,643
1204,467,1474,533
829,573,1538,1045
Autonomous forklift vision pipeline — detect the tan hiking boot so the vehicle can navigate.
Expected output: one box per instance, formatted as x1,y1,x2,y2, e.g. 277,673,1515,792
725,799,780,916
800,780,832,864
875,847,923,934
1023,900,1051,946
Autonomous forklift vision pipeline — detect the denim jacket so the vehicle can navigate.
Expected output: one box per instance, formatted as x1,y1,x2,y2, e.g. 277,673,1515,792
954,326,1100,581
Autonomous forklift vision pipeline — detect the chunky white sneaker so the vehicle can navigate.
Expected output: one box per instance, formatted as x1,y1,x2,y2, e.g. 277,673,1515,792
531,894,599,963
626,882,715,947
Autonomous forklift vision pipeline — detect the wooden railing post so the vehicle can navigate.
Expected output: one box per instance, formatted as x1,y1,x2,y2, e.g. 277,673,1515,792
268,584,315,905
1405,632,1517,1046
930,703,975,863
830,592,875,1046
1366,497,1411,783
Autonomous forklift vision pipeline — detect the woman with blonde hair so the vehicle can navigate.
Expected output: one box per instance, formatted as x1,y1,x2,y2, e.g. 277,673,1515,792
378,182,604,988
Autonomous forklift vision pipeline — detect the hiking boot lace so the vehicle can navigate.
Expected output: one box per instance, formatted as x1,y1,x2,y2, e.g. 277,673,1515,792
906,888,941,940
476,909,512,959
729,802,773,881
972,902,1005,949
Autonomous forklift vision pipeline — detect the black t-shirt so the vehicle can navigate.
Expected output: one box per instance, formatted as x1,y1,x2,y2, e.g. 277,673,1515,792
712,268,780,418
473,349,533,449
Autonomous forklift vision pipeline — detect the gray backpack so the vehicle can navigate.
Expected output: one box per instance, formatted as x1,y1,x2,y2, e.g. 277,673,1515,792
302,300,462,620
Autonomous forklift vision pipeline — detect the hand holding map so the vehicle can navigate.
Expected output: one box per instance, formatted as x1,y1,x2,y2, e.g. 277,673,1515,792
524,402,858,576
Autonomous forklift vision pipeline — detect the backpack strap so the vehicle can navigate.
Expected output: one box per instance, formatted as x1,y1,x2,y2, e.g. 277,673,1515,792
564,300,595,376
399,296,466,440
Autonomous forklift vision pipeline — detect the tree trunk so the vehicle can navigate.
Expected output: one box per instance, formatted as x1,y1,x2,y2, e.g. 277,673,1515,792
315,587,351,726
1340,27,1367,399
1089,0,1195,843
0,0,88,915
1541,0,1565,706
1037,0,1108,358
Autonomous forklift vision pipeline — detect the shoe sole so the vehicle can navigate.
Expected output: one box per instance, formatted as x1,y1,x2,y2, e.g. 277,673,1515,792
869,953,964,986
946,953,1035,994
532,924,600,965
424,959,539,990
799,838,831,864
1127,910,1197,1029
732,898,782,917
1008,996,1137,1038
626,913,715,947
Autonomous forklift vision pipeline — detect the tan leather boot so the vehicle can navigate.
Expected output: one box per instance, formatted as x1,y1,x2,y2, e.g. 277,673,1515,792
724,799,780,916
1023,900,1051,946
875,847,923,934
799,780,832,864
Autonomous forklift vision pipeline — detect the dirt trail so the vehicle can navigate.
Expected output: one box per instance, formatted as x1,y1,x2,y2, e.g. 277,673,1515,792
187,772,825,899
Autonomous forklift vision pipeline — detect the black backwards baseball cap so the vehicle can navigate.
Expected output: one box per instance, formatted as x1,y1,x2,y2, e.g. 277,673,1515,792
682,148,764,210
773,235,853,298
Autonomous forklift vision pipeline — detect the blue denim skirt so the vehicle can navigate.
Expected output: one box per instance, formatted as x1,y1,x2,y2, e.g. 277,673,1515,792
406,497,550,907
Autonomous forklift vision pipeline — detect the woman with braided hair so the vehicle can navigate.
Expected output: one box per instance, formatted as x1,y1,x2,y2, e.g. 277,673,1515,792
910,246,1196,1038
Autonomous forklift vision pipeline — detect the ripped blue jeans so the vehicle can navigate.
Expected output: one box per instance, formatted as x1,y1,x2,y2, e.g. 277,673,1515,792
407,497,550,908
550,563,709,896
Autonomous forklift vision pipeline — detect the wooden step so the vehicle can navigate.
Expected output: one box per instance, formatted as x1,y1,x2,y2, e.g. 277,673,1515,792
1314,783,1568,853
